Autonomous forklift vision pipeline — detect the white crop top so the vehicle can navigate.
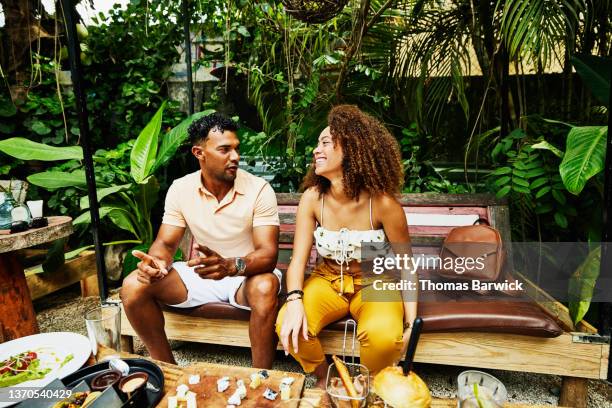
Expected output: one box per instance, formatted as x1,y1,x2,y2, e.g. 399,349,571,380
314,196,387,264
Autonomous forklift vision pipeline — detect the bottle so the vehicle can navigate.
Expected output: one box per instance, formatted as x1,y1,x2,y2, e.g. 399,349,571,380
0,192,14,229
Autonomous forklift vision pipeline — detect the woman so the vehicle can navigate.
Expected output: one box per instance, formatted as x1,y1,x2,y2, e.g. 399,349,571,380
276,105,417,387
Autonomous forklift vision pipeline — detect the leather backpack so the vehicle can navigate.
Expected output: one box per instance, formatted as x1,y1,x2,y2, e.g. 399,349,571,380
437,218,504,282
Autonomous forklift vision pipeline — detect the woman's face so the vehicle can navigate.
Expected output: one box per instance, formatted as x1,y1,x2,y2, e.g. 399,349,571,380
313,126,343,177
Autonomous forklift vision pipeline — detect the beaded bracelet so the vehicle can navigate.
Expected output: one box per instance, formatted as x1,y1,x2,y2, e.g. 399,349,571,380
286,296,303,303
286,289,304,297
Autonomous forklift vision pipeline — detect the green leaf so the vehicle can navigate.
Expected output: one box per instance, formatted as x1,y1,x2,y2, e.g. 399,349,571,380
512,177,530,188
0,100,17,117
494,176,511,187
530,177,549,190
554,212,568,229
64,245,94,260
237,26,250,37
27,170,87,190
108,208,139,239
0,137,83,161
32,121,52,135
512,185,531,194
136,175,160,216
535,186,551,198
490,167,512,176
130,102,165,183
42,238,67,274
551,189,566,205
80,183,133,210
524,168,547,178
495,185,511,199
532,140,564,158
568,247,601,325
152,109,213,173
570,55,611,106
73,206,115,226
559,126,607,195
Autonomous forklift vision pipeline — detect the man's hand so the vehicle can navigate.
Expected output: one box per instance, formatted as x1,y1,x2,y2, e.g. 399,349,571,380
187,243,237,280
132,250,169,284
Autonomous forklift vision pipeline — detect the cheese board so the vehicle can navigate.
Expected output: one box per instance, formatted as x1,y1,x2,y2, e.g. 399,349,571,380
157,362,305,408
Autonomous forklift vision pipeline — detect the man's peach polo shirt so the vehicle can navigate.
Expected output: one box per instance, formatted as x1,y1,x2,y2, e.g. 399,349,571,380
161,169,279,258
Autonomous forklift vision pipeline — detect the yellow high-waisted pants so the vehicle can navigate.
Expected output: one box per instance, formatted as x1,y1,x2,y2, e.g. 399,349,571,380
275,262,404,373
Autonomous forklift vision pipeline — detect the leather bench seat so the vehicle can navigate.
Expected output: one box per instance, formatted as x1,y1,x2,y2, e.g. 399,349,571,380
166,298,563,338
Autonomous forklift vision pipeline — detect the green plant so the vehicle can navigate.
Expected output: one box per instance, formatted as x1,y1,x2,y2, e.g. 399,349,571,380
0,104,211,247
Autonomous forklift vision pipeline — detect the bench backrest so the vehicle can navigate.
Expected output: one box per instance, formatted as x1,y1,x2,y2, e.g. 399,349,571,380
179,193,510,274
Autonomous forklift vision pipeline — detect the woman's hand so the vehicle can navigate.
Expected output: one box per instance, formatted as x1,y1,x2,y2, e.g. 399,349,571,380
279,299,308,355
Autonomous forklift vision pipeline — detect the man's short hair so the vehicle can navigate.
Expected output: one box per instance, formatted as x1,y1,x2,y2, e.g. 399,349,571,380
188,113,239,145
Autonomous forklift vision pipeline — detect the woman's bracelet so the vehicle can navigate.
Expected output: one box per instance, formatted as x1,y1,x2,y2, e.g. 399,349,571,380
286,296,303,303
286,289,304,298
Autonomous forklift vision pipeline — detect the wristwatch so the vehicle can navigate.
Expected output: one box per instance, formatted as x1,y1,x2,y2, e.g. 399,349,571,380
234,257,247,276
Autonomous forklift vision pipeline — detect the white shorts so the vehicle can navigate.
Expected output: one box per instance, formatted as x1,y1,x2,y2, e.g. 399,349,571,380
168,261,282,311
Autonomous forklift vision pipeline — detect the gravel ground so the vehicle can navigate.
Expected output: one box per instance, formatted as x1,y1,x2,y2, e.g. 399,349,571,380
34,285,611,407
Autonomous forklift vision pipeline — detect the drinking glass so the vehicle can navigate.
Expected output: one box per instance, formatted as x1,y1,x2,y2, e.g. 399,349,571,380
457,370,507,408
85,304,122,362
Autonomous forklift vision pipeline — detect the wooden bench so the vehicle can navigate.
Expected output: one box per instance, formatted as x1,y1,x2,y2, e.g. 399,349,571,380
119,193,609,408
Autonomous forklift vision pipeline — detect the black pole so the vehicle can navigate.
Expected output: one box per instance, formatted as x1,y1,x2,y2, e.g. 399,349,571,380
601,63,612,382
183,0,194,115
61,0,109,302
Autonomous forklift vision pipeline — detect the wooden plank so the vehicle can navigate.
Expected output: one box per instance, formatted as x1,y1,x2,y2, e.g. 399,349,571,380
601,340,610,379
276,193,504,207
26,250,96,300
120,310,607,379
80,273,100,298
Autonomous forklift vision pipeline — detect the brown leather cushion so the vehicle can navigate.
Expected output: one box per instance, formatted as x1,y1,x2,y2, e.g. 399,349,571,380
165,299,563,338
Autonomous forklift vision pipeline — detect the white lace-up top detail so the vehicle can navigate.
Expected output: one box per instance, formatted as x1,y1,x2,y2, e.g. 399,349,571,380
314,196,387,294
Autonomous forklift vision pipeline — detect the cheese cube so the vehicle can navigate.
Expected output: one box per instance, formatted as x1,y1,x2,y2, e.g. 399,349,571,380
227,390,242,406
262,388,277,401
186,391,197,408
249,373,262,389
281,376,295,386
217,377,230,392
176,384,189,398
280,383,291,401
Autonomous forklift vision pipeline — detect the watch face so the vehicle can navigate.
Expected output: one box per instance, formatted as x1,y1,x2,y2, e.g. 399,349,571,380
236,257,246,272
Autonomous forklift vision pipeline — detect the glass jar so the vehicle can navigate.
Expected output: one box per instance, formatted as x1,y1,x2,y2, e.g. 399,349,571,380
0,192,14,229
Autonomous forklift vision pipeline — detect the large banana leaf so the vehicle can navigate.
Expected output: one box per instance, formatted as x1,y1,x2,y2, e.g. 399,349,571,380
27,170,88,190
73,206,115,225
0,137,83,161
570,54,611,106
559,126,607,195
79,184,133,210
107,207,139,240
152,109,214,173
568,246,600,325
130,102,165,184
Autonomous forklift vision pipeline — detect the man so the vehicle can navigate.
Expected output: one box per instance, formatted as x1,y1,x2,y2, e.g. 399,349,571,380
121,113,280,367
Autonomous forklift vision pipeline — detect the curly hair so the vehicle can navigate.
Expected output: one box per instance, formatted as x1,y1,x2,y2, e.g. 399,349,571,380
188,113,239,145
301,105,404,199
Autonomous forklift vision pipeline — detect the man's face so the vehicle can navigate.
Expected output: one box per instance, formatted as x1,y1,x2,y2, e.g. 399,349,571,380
192,127,240,183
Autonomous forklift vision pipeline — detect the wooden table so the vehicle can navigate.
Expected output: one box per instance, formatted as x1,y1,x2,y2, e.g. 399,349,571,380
0,216,72,341
298,388,566,408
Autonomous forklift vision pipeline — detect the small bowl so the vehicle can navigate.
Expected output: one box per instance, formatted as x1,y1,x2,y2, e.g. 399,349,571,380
119,372,149,394
91,370,122,391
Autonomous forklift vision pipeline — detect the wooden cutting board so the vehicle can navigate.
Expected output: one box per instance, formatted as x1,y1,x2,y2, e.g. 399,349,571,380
157,362,305,408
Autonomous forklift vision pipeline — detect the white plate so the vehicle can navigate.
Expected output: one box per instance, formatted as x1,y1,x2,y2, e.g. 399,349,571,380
0,332,91,407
